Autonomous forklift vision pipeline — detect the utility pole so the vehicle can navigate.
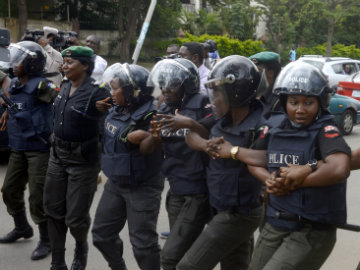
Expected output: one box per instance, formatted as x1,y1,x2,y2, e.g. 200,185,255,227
132,0,157,64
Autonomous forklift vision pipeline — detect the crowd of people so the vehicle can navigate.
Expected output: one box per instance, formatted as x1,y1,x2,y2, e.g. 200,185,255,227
0,29,359,270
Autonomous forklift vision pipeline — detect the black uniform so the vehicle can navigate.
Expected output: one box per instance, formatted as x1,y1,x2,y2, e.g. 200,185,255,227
44,76,110,252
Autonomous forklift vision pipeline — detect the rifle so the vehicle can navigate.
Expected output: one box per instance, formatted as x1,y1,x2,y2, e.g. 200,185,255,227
0,92,19,114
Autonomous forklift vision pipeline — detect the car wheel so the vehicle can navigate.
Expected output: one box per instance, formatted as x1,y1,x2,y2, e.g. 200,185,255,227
339,110,354,135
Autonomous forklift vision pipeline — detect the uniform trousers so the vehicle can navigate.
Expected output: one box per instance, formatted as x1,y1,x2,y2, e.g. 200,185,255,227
44,145,99,249
177,206,263,270
249,222,337,270
1,150,49,223
92,176,164,270
161,192,211,270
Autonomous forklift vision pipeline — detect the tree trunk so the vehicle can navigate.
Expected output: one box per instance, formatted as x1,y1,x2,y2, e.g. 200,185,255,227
326,16,335,57
18,0,27,40
118,0,141,62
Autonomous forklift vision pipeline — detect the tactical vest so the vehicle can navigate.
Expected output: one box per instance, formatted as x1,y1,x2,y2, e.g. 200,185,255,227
7,76,52,151
159,93,209,195
207,102,263,214
266,114,347,229
101,100,162,185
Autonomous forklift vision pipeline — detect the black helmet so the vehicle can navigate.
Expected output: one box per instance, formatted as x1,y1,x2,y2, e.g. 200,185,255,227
8,41,46,76
205,55,265,108
147,58,199,95
273,61,331,109
103,63,153,107
205,39,217,52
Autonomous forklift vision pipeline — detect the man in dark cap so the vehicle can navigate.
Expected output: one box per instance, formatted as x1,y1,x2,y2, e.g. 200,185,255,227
249,51,282,118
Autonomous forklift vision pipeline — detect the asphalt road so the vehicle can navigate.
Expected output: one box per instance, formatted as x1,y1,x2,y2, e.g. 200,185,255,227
1,127,360,270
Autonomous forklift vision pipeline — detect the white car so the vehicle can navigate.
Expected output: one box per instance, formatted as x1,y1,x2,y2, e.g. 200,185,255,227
297,55,360,89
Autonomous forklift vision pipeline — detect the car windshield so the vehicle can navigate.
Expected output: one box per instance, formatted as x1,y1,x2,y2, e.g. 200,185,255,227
302,60,324,70
332,63,357,75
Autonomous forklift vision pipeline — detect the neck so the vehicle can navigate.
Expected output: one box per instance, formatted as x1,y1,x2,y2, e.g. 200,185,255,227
70,73,87,88
230,105,250,126
18,75,29,85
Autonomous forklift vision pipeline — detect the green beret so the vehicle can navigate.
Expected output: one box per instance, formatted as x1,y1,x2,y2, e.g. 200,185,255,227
61,46,94,58
249,51,279,64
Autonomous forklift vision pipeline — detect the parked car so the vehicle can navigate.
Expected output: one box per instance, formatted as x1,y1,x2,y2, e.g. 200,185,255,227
329,92,360,135
297,55,360,89
337,71,360,102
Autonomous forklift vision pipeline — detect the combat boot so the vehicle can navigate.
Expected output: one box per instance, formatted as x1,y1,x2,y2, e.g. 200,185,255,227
31,221,51,260
0,212,33,243
50,248,67,270
70,241,88,270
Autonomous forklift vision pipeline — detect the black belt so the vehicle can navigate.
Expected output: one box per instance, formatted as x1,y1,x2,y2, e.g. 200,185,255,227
54,136,81,150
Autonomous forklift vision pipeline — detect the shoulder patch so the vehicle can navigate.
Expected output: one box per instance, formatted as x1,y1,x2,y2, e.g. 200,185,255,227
324,125,339,138
99,82,106,88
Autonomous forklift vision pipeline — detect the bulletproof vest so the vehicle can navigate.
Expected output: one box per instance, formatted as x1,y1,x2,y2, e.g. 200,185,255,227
207,102,264,214
7,76,53,151
159,93,209,195
101,100,162,185
266,113,347,229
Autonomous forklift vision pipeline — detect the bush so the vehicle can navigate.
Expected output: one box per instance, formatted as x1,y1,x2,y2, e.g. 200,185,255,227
296,43,360,60
174,33,265,58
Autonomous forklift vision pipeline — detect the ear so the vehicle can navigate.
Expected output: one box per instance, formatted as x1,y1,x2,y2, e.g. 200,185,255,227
192,54,200,65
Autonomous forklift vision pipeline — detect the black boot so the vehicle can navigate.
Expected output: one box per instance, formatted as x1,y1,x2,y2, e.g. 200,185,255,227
0,212,33,243
31,222,51,260
70,241,88,270
50,248,68,270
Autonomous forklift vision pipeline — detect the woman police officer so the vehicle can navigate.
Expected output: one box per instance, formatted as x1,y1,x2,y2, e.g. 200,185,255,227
129,58,212,270
246,62,351,270
176,55,266,270
43,46,110,270
91,63,164,270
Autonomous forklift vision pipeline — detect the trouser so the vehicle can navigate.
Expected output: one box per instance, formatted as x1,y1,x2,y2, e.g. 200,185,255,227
1,150,49,224
92,176,164,270
177,206,263,270
161,192,211,270
44,146,99,250
249,222,337,270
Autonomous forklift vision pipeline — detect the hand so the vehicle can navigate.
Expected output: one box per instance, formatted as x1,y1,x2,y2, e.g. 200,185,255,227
157,109,192,135
204,136,225,159
214,139,234,159
0,109,9,131
127,130,151,145
279,164,312,189
149,115,162,141
96,97,112,112
266,171,291,196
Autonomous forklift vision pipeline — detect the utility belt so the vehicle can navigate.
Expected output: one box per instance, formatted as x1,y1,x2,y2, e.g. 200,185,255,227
267,205,334,231
218,199,263,216
54,136,82,150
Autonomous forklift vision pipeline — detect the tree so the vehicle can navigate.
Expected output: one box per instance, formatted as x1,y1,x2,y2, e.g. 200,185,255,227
255,0,299,55
18,0,27,39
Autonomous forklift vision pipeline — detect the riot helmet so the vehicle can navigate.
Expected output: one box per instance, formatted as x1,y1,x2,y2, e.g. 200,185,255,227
103,63,153,107
205,55,266,114
147,58,199,96
273,61,331,110
8,41,46,76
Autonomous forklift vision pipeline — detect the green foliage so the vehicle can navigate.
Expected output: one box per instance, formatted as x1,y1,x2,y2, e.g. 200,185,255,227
180,9,223,36
296,43,360,60
174,33,265,57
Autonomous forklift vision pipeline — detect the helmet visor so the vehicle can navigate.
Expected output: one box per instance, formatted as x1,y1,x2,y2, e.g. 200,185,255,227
102,63,135,89
273,62,328,96
147,59,189,91
0,47,10,62
8,43,37,67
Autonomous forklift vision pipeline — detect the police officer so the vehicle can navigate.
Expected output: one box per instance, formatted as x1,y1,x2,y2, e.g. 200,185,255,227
249,51,282,118
91,63,164,270
134,58,212,270
177,55,265,270
248,62,351,270
43,46,110,270
0,41,56,260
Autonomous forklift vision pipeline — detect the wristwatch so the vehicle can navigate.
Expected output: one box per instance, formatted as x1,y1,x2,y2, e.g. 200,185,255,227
307,159,318,172
230,146,239,160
